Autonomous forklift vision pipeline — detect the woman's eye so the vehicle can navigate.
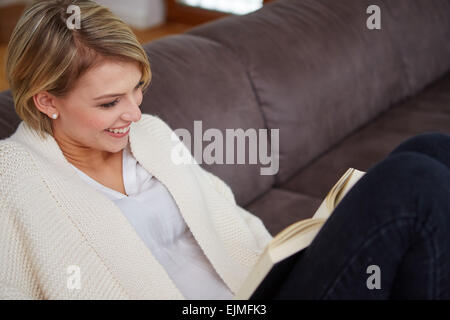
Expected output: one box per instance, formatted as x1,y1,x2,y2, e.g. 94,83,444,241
100,99,119,108
99,81,144,108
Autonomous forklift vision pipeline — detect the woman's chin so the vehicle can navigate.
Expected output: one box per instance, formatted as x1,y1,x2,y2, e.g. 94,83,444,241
104,137,128,153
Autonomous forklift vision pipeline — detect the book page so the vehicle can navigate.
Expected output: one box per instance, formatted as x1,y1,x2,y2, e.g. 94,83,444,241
313,168,365,219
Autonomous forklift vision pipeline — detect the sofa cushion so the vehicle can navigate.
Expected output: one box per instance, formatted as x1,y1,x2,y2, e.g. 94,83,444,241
382,0,450,97
187,0,415,185
141,34,275,206
244,188,322,236
0,90,20,140
280,71,450,202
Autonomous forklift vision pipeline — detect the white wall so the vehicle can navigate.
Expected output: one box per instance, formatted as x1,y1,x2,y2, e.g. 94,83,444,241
94,0,166,29
179,0,262,15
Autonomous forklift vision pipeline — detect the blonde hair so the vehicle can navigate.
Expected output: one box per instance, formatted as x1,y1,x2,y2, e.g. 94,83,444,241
6,0,152,139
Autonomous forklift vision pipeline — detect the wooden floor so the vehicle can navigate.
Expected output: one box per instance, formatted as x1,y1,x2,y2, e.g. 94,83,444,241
0,22,193,92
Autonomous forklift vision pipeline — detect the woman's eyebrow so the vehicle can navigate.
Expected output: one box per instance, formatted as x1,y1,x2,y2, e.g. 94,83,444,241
93,79,142,100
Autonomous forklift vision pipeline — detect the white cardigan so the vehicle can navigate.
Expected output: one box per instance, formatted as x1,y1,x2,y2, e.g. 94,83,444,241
70,141,234,299
0,114,273,300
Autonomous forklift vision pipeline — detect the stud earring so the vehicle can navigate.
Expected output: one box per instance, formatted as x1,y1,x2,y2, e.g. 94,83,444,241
51,113,58,119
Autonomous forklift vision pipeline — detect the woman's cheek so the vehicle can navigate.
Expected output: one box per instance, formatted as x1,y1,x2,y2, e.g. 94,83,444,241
86,116,109,131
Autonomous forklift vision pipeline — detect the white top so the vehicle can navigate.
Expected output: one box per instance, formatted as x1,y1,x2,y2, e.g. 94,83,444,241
69,142,234,300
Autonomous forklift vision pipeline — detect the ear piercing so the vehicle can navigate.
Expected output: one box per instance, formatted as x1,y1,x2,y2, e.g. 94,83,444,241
51,113,58,119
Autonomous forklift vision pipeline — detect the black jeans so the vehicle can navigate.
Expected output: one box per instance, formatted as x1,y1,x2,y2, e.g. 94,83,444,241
274,132,450,299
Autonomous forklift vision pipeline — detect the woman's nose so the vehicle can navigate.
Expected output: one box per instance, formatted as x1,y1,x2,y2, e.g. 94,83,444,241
122,102,142,123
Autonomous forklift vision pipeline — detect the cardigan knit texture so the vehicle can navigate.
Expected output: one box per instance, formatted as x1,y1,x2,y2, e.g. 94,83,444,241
0,114,273,299
70,140,234,299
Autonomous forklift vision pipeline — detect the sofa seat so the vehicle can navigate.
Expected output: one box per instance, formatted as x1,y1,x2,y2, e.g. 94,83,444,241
245,188,323,236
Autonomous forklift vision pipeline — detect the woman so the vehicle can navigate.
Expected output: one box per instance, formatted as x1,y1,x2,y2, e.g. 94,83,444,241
0,0,448,300
1,0,272,300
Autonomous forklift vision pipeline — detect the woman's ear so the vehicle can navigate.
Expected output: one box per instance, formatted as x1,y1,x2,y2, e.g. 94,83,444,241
33,91,58,117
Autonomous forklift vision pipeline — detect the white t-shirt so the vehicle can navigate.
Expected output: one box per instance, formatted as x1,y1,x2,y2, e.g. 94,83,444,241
69,142,234,300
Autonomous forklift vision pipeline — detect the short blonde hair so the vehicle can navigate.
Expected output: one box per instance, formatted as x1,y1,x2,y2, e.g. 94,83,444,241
6,0,152,139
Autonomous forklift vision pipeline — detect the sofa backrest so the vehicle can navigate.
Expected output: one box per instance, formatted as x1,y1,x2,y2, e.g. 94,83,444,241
139,35,275,206
0,91,19,138
186,0,450,185
382,0,450,97
1,0,449,206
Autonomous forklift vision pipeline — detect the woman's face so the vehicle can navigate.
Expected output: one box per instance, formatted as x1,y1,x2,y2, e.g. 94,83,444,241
48,58,143,155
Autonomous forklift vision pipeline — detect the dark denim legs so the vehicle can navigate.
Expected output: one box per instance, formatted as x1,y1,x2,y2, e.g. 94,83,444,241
274,132,450,299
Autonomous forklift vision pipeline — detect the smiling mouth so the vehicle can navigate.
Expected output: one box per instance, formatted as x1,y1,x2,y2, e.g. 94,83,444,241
104,125,131,134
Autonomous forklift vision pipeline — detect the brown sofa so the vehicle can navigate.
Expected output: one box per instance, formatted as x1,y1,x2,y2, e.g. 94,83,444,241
1,0,449,235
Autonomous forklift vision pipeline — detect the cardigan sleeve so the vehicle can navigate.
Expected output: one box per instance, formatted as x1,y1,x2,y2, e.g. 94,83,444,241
0,143,43,300
200,168,273,250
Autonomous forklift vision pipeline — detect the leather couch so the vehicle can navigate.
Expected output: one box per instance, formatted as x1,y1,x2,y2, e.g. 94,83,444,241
1,0,449,235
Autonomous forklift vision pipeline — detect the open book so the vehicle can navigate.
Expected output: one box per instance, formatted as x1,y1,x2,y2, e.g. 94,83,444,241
234,167,366,300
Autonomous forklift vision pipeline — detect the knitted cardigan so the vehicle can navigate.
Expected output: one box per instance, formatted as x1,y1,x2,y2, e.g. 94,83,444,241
0,114,273,300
